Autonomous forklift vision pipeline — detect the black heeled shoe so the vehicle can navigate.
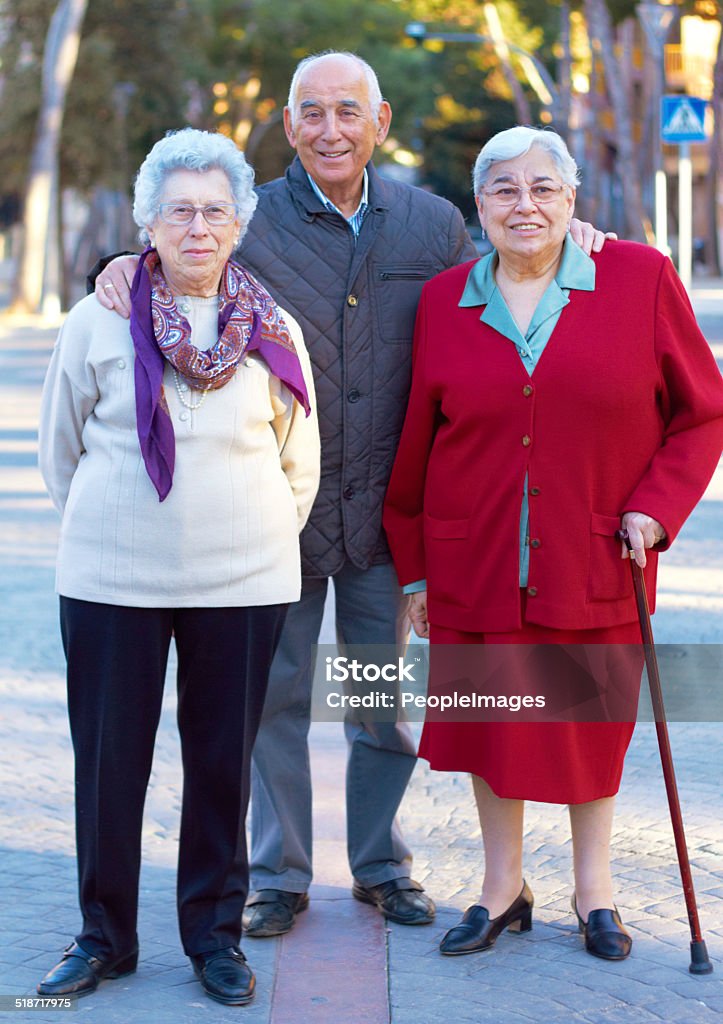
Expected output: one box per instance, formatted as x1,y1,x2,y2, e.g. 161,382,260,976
439,882,534,956
572,895,632,961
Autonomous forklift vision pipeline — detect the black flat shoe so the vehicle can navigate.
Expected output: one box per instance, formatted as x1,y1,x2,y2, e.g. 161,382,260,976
37,941,138,997
190,947,255,1005
572,896,632,961
242,889,310,937
352,878,435,925
440,882,534,955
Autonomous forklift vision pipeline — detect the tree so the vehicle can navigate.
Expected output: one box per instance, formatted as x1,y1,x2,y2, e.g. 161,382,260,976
12,0,88,314
397,0,547,217
0,0,201,306
1,0,554,243
704,3,722,273
555,1,573,135
482,2,533,124
583,0,650,242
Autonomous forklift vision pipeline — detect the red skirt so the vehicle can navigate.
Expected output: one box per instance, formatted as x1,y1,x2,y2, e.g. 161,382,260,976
419,615,643,805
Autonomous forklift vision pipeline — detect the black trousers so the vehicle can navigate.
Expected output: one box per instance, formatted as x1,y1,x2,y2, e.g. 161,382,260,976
60,597,288,959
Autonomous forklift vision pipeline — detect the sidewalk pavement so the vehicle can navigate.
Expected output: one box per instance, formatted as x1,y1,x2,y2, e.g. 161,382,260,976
0,277,722,1023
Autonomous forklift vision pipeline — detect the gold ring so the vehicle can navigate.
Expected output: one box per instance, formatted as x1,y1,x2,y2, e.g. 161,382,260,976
103,283,115,291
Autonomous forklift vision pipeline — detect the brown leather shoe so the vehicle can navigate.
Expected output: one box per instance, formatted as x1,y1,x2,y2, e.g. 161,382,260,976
242,889,310,937
190,947,255,1005
352,878,435,925
37,941,138,997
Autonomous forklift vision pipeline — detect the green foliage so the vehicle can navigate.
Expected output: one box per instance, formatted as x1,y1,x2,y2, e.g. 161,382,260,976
399,1,545,216
204,0,545,211
408,42,531,217
0,0,198,197
0,0,52,194
0,0,561,216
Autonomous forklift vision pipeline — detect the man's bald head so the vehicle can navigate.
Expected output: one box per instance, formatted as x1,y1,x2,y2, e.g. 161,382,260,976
287,51,383,128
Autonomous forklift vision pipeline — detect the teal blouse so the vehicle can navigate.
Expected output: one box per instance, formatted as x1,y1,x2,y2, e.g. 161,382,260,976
403,235,596,594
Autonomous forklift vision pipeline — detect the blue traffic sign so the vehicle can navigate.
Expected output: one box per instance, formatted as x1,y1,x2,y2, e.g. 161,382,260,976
661,96,708,143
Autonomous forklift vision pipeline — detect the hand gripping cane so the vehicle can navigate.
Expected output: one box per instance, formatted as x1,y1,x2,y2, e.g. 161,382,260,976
617,529,713,974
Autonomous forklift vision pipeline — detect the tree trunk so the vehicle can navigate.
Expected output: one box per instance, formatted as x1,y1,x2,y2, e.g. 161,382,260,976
581,31,601,226
11,0,88,315
583,0,650,243
556,0,573,137
245,111,284,166
483,2,533,125
706,24,723,274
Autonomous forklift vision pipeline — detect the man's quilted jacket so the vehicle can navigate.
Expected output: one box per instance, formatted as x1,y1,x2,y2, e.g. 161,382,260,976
240,157,477,577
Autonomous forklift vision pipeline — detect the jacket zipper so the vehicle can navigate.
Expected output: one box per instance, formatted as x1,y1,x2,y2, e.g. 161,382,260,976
379,270,428,281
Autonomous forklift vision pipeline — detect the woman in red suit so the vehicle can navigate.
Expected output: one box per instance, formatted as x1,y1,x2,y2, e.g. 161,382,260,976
383,126,723,961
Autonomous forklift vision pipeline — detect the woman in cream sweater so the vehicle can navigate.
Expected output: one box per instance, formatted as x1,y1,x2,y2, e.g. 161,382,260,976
37,128,319,1007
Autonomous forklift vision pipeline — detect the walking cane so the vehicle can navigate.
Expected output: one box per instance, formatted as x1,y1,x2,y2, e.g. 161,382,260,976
617,528,713,974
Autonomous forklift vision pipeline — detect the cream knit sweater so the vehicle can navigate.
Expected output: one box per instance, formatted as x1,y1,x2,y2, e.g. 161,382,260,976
39,293,320,607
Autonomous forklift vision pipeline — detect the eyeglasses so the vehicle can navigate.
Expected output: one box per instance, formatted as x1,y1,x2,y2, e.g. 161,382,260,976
157,203,239,226
482,183,568,206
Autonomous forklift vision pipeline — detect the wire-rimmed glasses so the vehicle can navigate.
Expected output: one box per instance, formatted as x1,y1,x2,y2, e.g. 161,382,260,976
157,203,239,226
482,183,568,206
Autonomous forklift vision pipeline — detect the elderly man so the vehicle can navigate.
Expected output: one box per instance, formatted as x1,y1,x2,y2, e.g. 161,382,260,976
94,50,608,937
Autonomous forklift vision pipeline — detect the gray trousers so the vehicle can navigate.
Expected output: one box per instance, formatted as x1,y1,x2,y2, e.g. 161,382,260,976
249,560,416,892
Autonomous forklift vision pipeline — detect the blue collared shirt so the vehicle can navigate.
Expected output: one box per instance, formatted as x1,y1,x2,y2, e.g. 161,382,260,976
403,235,596,595
306,169,369,240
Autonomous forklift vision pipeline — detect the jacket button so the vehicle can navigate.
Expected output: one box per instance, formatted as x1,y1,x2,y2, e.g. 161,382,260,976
347,388,361,403
530,486,541,496
527,586,538,597
530,538,541,549
522,435,532,447
343,486,355,500
522,384,533,397
347,294,358,307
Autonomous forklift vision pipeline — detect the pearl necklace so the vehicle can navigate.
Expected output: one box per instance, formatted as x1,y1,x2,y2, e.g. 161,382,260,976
173,367,210,411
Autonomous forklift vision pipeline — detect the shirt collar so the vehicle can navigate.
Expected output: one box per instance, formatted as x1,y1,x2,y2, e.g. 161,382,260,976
459,234,596,308
306,168,369,222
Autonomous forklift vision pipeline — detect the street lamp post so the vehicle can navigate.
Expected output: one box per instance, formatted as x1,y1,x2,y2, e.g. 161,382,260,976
637,2,678,253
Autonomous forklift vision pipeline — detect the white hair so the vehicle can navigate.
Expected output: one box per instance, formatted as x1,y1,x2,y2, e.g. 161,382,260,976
472,126,580,196
286,51,383,126
132,128,258,245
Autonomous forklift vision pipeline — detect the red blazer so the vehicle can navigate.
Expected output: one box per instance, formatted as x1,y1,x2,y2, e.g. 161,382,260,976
383,242,723,632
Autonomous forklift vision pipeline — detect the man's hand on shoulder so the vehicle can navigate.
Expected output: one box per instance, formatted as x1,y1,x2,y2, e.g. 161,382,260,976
569,218,617,256
95,255,140,318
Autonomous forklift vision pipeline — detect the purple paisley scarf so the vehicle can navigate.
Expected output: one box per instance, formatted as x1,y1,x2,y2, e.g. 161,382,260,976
129,246,310,501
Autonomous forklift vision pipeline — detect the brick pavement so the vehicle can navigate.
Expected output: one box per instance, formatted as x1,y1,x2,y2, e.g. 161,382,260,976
0,281,721,1023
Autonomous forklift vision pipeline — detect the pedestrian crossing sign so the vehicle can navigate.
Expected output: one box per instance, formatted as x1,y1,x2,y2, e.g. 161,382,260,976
661,96,708,143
